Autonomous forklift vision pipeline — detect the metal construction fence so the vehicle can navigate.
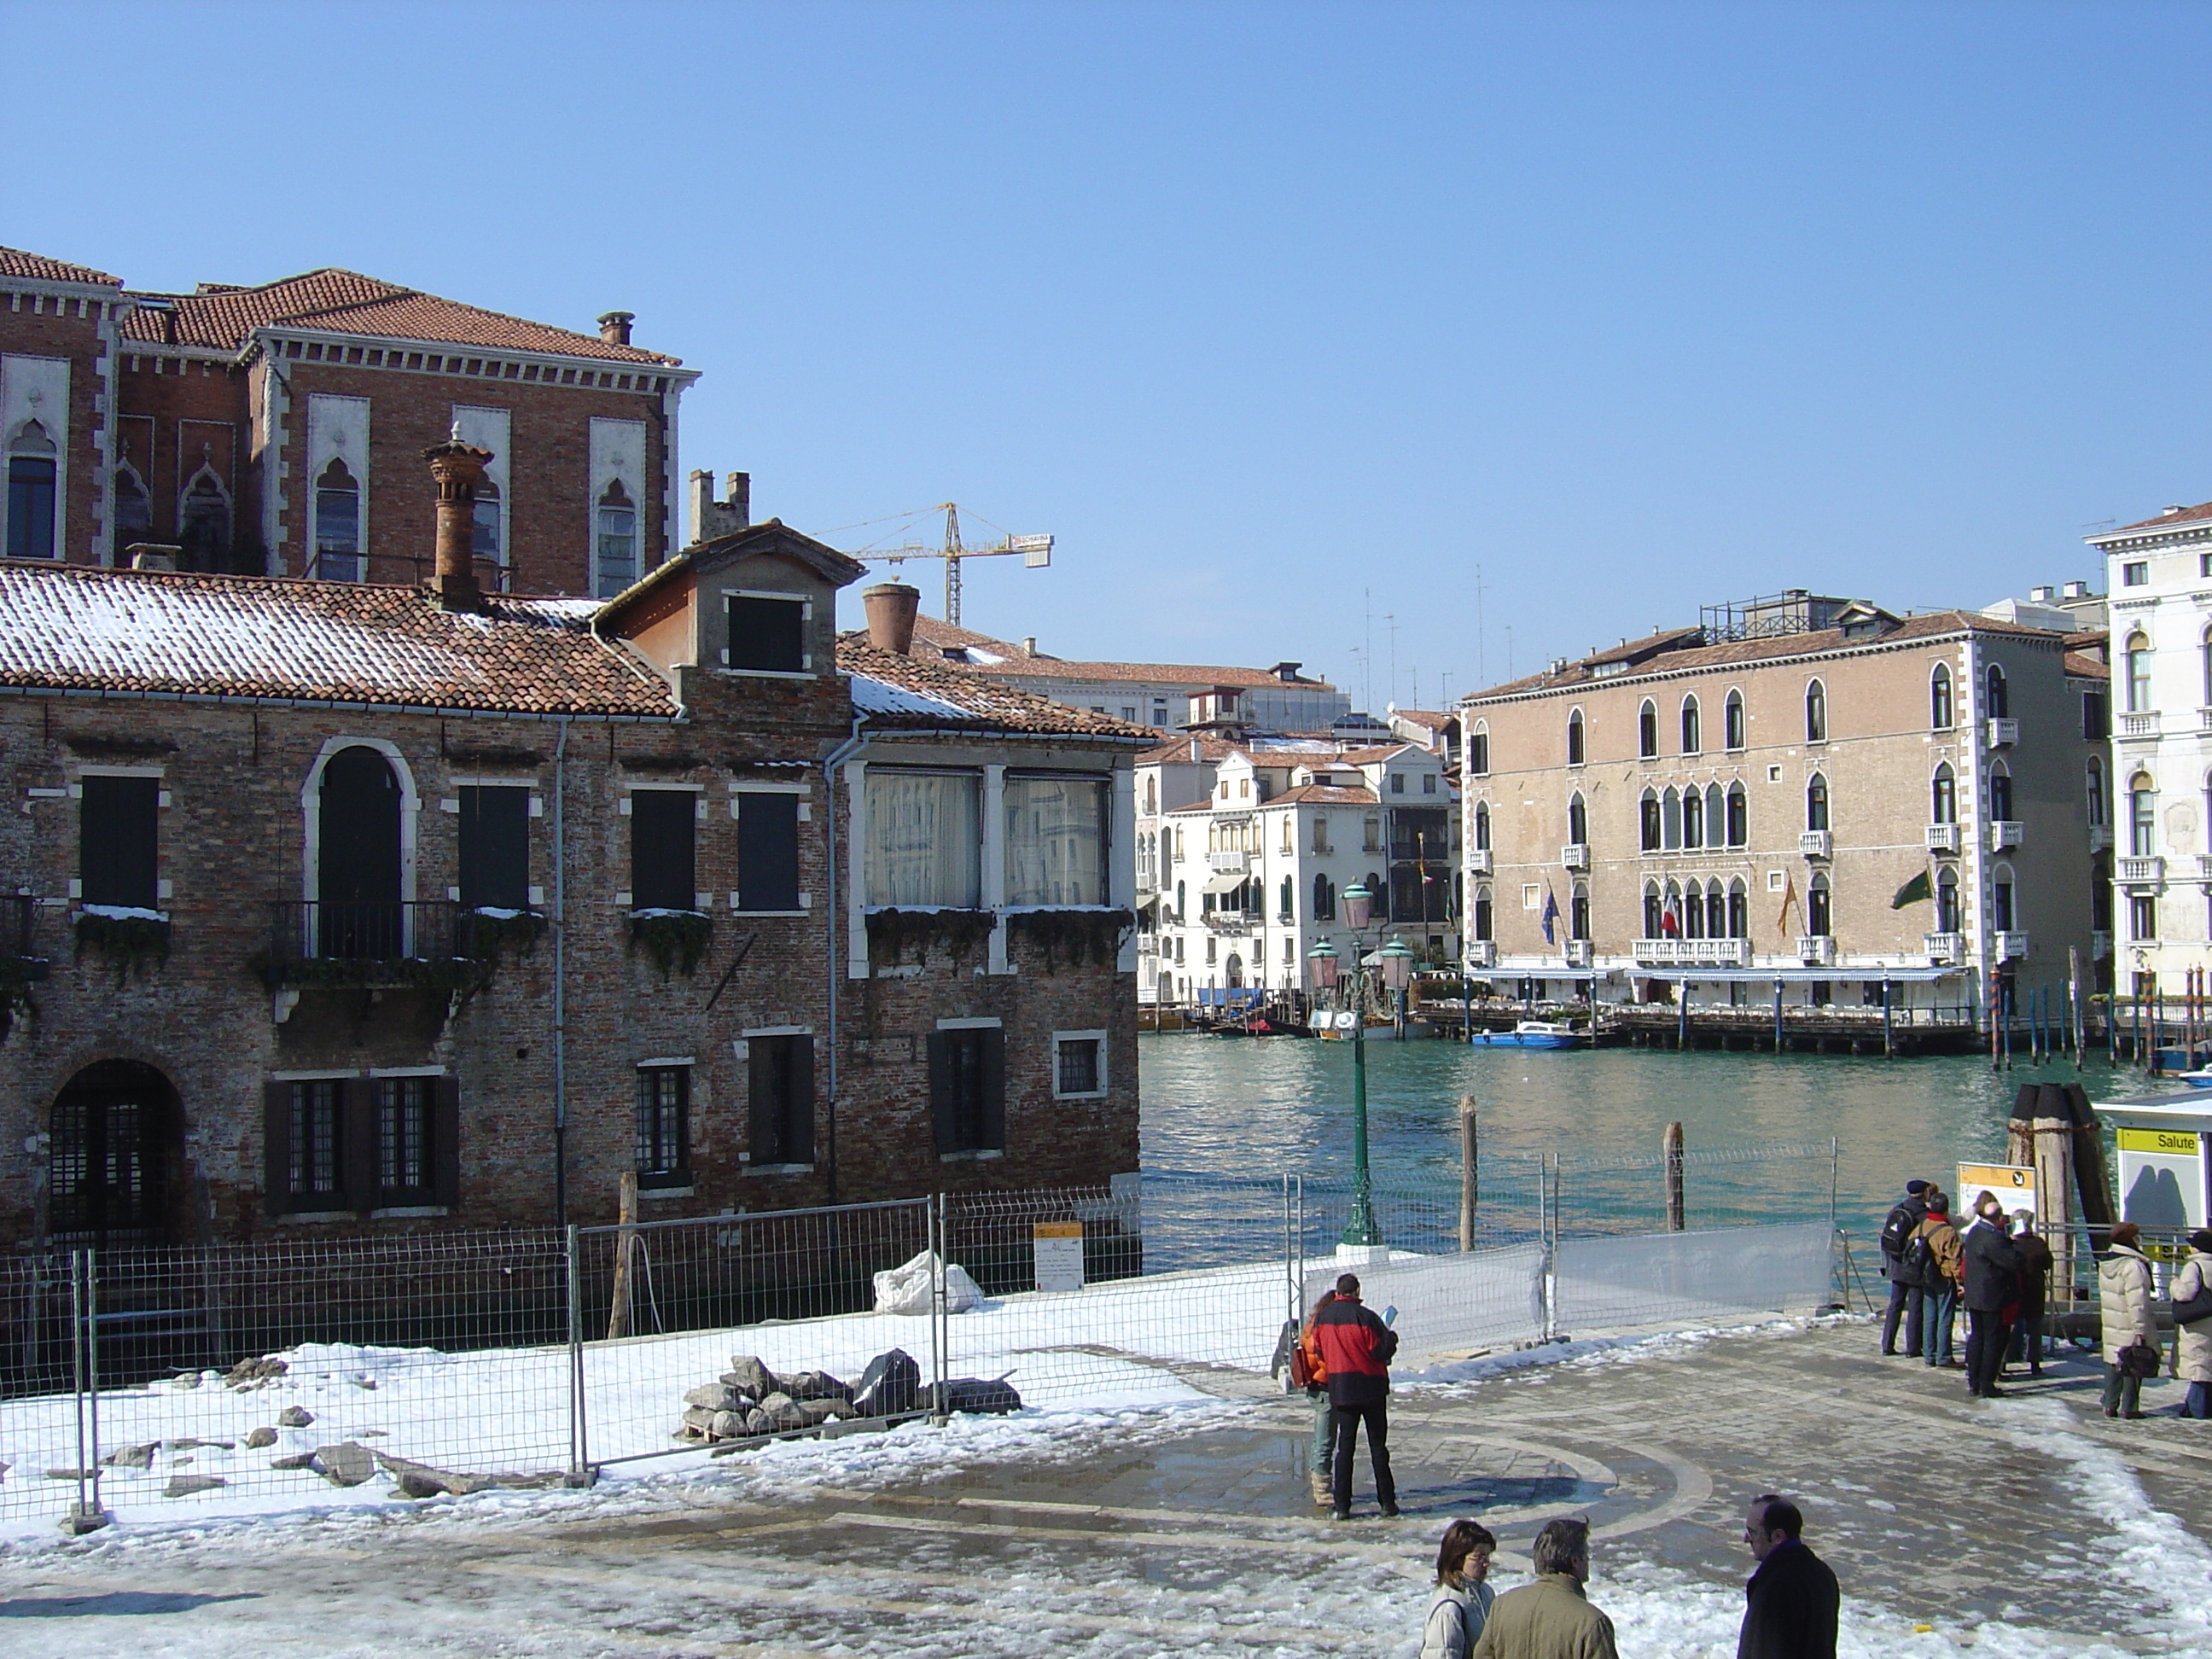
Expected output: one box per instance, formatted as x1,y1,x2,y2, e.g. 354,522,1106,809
0,1141,1845,1535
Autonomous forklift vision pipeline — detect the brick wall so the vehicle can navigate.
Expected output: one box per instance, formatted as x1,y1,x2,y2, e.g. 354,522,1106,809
0,296,109,564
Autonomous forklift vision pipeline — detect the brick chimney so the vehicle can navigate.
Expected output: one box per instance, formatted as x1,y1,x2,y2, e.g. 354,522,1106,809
863,583,921,655
686,469,753,544
422,429,493,612
597,311,635,347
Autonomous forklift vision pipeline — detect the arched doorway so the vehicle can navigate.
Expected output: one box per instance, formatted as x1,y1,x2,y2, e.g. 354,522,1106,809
1225,952,1244,989
50,1061,179,1244
319,745,403,957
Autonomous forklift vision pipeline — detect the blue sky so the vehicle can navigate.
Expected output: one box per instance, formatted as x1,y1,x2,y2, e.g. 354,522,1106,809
6,2,2206,710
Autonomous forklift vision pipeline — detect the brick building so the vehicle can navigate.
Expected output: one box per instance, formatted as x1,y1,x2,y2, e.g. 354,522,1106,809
3,245,691,597
1458,592,2103,1025
0,456,1144,1249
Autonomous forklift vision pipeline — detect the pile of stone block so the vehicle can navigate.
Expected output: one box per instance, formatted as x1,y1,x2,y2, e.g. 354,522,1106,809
676,1353,859,1445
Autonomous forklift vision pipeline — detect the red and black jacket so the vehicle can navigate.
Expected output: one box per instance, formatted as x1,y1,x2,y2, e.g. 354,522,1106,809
1312,1295,1398,1406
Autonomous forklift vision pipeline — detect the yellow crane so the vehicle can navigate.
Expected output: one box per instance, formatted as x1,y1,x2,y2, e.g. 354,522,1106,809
850,504,1052,629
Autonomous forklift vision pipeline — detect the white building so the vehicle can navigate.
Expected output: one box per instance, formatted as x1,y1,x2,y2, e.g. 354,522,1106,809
1135,731,1458,1006
2091,500,2212,1002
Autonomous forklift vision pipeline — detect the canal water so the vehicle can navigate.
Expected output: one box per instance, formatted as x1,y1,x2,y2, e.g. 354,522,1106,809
1137,1032,2132,1256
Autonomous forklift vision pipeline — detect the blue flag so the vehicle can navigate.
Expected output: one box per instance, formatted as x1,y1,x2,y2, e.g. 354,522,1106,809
1540,886,1559,945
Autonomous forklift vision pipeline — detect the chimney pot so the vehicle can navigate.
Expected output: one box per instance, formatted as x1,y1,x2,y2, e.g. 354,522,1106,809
725,471,749,529
862,582,921,655
597,311,635,347
1022,636,1038,656
421,437,493,612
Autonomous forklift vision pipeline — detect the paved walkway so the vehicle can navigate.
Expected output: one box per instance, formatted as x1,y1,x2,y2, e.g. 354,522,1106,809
2,1320,2209,1656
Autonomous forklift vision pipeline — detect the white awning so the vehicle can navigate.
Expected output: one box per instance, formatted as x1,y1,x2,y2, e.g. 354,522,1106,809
1201,874,1248,895
1636,965,1959,983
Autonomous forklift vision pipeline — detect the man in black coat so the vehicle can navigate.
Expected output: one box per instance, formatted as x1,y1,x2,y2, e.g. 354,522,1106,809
1960,1191,2023,1399
1739,1495,1838,1659
1878,1180,1930,1356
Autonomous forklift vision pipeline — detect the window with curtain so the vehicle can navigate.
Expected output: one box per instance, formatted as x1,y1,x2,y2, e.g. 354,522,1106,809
1993,870,2017,932
1706,884,1726,940
1724,690,1745,750
1313,871,1335,921
1727,879,1747,938
313,458,360,580
1680,697,1700,754
1567,710,1585,765
179,467,233,572
113,465,151,545
1640,790,1660,851
1985,664,2009,719
1570,883,1589,941
1683,880,1705,939
1930,664,1953,730
471,479,503,568
2132,893,2157,940
2127,635,2152,713
1804,680,1827,742
1683,787,1703,848
1806,774,1830,831
1638,701,1658,759
866,770,981,906
1004,776,1107,905
1475,884,1493,940
1931,764,1956,824
1643,884,1662,937
1474,801,1490,850
1989,767,2013,822
1725,783,1746,847
2130,778,2157,858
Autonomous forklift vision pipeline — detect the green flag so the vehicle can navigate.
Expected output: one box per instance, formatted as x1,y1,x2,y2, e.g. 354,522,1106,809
1890,869,1933,910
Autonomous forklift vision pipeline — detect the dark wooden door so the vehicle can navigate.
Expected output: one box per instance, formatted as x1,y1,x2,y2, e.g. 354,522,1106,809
318,746,403,957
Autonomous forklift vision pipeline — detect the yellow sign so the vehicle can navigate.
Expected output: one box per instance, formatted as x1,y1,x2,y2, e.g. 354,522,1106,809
1032,1221,1083,1239
2119,1127,2202,1157
1955,1163,2036,1220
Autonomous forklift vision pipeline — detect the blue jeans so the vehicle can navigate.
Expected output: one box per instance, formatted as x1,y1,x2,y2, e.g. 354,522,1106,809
2186,1381,2210,1420
1921,1288,1957,1365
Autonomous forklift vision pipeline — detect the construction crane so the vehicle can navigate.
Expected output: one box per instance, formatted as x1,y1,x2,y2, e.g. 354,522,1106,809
853,504,1051,629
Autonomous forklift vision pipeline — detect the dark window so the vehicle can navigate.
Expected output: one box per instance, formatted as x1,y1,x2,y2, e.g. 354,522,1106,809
636,1065,690,1185
1680,699,1700,754
734,792,801,911
1726,784,1748,846
1990,770,2013,821
596,480,637,597
1278,876,1293,921
1724,691,1745,749
1468,729,1489,775
1638,702,1657,758
1994,879,2016,932
1932,765,1956,824
113,468,151,542
6,456,56,560
1570,886,1590,941
1985,664,2009,719
1640,792,1661,851
1568,795,1587,844
2132,893,2157,940
1057,1036,1102,1095
318,746,404,958
458,785,529,911
1566,713,1584,765
2082,691,2108,740
928,1026,1006,1154
1806,776,1829,832
631,790,697,910
1313,872,1335,920
314,458,360,579
80,774,159,909
727,595,806,673
53,1061,175,1243
376,1077,434,1201
1682,789,1703,848
1727,882,1747,938
1807,876,1832,936
264,1074,457,1215
1805,681,1827,742
290,1080,343,1206
748,1035,814,1166
471,480,502,564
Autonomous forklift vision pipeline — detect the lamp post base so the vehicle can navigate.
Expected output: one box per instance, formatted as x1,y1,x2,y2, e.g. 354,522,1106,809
1332,1242,1393,1266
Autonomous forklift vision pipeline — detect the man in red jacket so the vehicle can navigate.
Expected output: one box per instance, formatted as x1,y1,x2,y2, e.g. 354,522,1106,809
1312,1271,1400,1521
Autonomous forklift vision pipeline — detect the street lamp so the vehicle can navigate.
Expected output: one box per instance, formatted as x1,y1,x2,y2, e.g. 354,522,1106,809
1318,881,1382,1253
1378,939,1416,1040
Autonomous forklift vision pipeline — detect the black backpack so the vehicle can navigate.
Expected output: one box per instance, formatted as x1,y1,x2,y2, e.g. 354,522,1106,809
1899,1228,1940,1290
1879,1202,1919,1262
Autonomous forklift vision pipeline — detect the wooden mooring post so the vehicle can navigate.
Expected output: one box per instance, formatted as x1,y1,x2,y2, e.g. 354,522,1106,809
1663,1121,1685,1231
1458,1094,1478,1250
605,1169,638,1340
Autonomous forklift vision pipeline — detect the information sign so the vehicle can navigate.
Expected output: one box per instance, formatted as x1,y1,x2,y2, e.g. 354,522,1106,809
1033,1220,1085,1293
1954,1162,2036,1222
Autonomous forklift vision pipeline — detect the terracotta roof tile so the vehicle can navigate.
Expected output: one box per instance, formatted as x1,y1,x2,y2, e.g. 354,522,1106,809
2064,652,2110,680
119,268,679,364
0,561,673,716
840,641,1154,741
0,247,123,287
906,614,1334,689
2101,501,2212,537
1262,784,1377,806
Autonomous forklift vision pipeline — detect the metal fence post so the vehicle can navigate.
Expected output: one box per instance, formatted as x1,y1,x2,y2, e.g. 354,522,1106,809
564,1224,594,1487
64,1249,108,1534
930,1193,948,1425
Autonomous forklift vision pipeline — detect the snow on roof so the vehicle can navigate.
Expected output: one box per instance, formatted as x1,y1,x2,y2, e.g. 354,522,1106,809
839,640,1154,741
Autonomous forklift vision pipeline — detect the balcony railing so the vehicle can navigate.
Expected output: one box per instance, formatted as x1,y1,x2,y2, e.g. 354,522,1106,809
1466,849,1493,876
2118,855,2164,886
1985,717,2017,748
1464,940,1498,969
1560,843,1589,870
2089,824,2113,853
2119,711,2159,739
1797,935,1837,966
1924,932,1963,963
1563,940,1593,967
1798,830,1832,859
1925,822,1960,853
1202,911,1255,934
1995,930,2030,961
1206,851,1249,873
268,900,463,964
1988,820,2023,852
1633,937,1677,964
1679,937,1750,967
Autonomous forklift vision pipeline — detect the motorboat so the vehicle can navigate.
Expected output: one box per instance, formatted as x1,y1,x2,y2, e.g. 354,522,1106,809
1470,1020,1584,1050
2174,1069,2212,1090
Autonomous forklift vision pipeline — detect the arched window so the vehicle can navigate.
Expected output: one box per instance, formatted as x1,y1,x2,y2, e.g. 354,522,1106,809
1662,787,1682,850
1567,709,1585,765
311,458,359,581
471,477,503,573
1638,700,1658,759
1474,800,1491,851
2127,632,2153,714
1804,679,1827,742
1662,879,1683,935
1680,696,1701,755
1726,783,1748,847
1683,879,1705,939
316,744,405,958
1682,786,1703,849
1474,883,1493,941
1989,762,2013,823
1726,877,1748,939
1931,762,1956,824
1278,876,1293,921
1993,863,2017,933
1706,882,1726,940
1567,791,1587,846
2130,773,2157,858
5,419,58,561
1175,878,1186,921
1144,776,1156,815
182,466,236,571
595,478,638,598
1312,872,1333,921
1643,882,1663,938
1724,689,1745,750
1703,784,1725,845
1985,662,2009,719
1936,867,1960,933
1469,722,1490,777
1806,772,1829,832
2087,757,2106,827
1569,882,1590,942
1807,871,1832,937
1639,789,1661,852
1930,663,1953,730
112,463,151,546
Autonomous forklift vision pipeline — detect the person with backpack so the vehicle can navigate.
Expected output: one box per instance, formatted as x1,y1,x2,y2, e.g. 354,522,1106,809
1878,1179,1930,1357
1906,1190,1963,1369
2169,1228,2212,1420
1294,1289,1336,1503
1960,1190,2022,1399
2099,1221,2160,1419
1420,1519,1498,1658
1313,1271,1400,1521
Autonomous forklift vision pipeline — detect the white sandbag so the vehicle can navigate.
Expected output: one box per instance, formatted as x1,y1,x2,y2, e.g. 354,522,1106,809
871,1249,984,1315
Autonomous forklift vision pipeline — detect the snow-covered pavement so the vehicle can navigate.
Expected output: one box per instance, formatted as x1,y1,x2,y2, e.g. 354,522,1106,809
2,1319,2207,1657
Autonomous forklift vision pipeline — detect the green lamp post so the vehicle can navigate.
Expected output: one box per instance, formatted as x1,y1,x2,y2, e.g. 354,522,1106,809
1319,881,1382,1250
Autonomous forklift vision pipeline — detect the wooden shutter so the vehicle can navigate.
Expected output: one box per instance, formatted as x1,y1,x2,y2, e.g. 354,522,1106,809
927,1031,957,1155
746,1045,776,1164
342,1078,379,1214
631,790,696,911
726,596,805,673
979,1027,1007,1152
735,794,800,911
263,1080,294,1219
788,1037,816,1165
458,787,529,911
431,1076,462,1210
80,775,159,910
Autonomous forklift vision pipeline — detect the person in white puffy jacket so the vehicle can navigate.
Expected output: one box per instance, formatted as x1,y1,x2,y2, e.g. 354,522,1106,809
2099,1221,2160,1419
1420,1520,1497,1659
2174,1229,2212,1420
